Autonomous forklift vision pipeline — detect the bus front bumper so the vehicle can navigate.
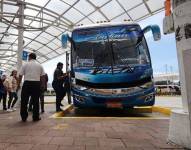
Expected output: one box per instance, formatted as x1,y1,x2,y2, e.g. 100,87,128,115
72,87,155,108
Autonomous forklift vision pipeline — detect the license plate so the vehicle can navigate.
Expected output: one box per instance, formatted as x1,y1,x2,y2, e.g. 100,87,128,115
106,102,122,108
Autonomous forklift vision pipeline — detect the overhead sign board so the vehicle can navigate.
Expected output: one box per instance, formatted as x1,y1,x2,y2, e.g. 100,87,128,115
22,51,28,61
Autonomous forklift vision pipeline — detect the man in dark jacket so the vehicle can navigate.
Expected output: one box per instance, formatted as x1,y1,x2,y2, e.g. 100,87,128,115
52,62,67,112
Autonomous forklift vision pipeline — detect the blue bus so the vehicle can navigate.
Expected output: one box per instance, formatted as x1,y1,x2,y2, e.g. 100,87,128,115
62,22,161,108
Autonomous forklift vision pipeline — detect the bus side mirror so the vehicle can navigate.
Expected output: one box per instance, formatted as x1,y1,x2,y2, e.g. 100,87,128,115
143,25,161,41
61,34,70,48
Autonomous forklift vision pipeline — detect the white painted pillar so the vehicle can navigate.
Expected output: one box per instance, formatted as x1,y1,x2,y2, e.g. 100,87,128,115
17,0,24,71
16,1,24,106
168,0,191,148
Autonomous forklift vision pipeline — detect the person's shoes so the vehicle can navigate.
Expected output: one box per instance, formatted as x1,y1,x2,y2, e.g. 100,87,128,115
28,109,32,112
41,110,45,113
21,118,27,122
33,117,41,122
3,108,7,111
7,109,13,112
11,108,16,111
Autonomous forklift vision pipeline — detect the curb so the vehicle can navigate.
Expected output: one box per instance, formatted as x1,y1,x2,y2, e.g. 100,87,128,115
50,105,171,118
50,104,73,118
152,106,171,116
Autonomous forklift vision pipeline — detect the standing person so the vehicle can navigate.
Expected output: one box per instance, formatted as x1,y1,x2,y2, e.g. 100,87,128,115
18,53,45,122
40,73,48,113
0,75,7,111
28,73,48,113
7,70,18,111
52,62,67,112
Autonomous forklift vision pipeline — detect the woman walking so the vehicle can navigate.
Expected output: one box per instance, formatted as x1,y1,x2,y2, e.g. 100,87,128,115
7,70,18,111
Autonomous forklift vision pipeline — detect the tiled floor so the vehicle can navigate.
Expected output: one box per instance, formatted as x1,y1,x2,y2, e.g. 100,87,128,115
0,104,185,150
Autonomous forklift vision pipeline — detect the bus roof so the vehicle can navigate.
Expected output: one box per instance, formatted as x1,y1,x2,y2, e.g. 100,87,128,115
73,22,140,31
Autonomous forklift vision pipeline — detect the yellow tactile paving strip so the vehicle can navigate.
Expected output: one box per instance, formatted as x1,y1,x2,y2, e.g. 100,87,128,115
50,105,171,119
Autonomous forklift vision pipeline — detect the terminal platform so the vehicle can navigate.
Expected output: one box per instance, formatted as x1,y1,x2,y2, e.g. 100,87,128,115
0,96,185,150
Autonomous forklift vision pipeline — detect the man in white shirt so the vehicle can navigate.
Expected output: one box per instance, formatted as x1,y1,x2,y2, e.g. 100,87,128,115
18,53,45,122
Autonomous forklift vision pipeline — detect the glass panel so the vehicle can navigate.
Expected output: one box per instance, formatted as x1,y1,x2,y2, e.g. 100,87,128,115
47,42,59,50
24,31,39,39
46,0,70,15
52,38,61,47
5,51,15,56
23,39,32,46
101,0,125,20
117,0,142,11
0,27,6,33
111,13,131,22
47,51,58,58
8,28,18,35
77,18,93,25
74,0,95,15
38,47,52,54
64,8,84,24
42,14,56,22
0,45,11,49
40,32,55,41
59,0,78,5
147,0,165,12
35,36,49,44
25,0,49,7
0,51,5,55
4,37,17,43
37,57,47,63
46,26,62,36
91,0,111,7
3,4,18,13
30,21,42,28
56,48,65,54
88,11,106,23
24,19,32,26
128,4,149,21
24,8,39,16
30,41,43,49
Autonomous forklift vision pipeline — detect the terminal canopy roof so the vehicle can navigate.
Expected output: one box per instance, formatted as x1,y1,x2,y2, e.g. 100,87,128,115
0,0,164,72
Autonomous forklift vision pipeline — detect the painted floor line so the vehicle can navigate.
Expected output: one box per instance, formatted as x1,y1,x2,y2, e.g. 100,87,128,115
152,106,171,116
52,116,169,120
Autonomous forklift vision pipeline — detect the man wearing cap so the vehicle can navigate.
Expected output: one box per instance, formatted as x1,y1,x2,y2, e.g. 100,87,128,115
18,53,45,122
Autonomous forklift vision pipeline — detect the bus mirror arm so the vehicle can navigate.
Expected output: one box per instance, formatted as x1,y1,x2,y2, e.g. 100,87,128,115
143,25,161,41
61,34,71,48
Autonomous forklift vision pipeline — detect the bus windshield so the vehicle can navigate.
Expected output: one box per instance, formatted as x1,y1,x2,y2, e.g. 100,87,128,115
72,25,150,69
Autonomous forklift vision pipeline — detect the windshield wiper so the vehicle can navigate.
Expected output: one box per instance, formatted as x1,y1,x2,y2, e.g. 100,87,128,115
119,65,134,73
91,65,104,75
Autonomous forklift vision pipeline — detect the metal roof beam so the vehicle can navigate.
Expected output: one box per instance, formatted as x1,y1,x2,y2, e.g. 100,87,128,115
143,0,153,15
86,0,111,21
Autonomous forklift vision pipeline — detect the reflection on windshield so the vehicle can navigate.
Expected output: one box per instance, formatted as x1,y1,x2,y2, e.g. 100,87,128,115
72,25,150,69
